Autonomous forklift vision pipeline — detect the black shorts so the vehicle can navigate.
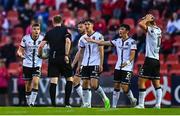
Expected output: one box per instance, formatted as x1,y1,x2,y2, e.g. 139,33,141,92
139,57,160,79
81,65,100,79
48,56,73,78
23,66,41,81
114,69,133,84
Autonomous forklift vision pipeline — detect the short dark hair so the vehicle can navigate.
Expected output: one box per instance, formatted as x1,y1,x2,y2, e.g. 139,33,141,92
119,24,130,31
32,23,40,27
53,15,62,24
84,19,94,24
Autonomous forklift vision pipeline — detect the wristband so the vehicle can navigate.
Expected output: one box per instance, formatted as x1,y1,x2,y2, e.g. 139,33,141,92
126,60,131,65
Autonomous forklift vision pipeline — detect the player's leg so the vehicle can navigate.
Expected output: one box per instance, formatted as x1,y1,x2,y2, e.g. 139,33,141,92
135,57,153,108
73,75,83,104
91,78,110,108
29,67,41,106
152,79,162,108
152,60,161,109
135,77,148,108
29,76,39,106
82,78,91,107
25,80,32,106
23,66,32,106
121,84,137,106
90,66,110,108
120,71,137,106
112,82,121,108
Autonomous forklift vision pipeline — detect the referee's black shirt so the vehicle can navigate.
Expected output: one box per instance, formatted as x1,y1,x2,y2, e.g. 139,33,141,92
44,26,71,58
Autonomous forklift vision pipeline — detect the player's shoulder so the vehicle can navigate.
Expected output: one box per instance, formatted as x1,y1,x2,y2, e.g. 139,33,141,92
22,34,31,40
128,37,136,45
94,31,103,37
39,34,45,39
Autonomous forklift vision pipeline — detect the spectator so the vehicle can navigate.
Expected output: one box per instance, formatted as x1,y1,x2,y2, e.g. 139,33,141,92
132,26,146,59
0,58,9,106
166,12,180,35
161,33,175,59
0,36,17,67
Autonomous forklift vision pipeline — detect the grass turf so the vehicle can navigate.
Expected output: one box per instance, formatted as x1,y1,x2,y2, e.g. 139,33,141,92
0,107,179,115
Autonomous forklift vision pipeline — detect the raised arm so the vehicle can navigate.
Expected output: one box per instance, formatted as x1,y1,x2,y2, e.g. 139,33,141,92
139,14,154,31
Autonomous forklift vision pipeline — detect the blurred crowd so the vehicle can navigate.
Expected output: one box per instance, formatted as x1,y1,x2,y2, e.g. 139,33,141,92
0,0,179,106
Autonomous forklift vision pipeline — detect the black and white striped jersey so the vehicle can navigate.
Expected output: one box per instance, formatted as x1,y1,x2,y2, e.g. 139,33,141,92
20,34,44,68
145,26,162,60
111,37,137,71
78,32,104,66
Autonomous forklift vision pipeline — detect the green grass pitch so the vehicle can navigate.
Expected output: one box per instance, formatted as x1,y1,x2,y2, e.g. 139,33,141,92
0,107,180,115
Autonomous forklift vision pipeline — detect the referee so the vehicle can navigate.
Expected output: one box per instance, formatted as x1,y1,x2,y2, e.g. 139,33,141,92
38,15,73,107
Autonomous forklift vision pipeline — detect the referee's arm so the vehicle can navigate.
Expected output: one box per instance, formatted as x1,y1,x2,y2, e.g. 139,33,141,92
65,37,71,56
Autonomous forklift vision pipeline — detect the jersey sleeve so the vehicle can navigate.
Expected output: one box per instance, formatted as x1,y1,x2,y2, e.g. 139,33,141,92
147,26,154,36
110,39,117,46
78,38,85,48
20,36,26,48
65,28,71,40
131,40,137,50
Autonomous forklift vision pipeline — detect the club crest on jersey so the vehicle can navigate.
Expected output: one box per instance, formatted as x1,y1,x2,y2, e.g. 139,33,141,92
92,36,95,40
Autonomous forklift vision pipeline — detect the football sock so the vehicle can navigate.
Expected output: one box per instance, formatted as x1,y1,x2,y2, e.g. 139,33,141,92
74,84,84,103
138,89,146,106
112,89,120,108
29,88,38,105
49,83,57,106
95,85,108,101
65,81,73,105
88,89,92,107
126,89,135,101
25,91,31,106
155,87,162,106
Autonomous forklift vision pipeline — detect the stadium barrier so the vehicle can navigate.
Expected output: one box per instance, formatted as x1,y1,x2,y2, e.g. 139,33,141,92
6,75,180,107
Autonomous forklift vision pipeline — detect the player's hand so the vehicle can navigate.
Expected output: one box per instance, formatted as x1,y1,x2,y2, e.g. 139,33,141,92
120,62,127,68
76,66,81,74
99,65,103,73
64,56,70,64
17,52,25,59
145,14,154,22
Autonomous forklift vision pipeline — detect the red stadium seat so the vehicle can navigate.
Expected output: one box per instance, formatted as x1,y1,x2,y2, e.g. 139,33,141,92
169,64,180,75
173,36,180,47
166,54,179,65
136,53,145,66
159,54,164,65
160,64,168,75
108,54,117,66
123,18,135,29
91,10,102,19
108,18,120,27
49,10,59,20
